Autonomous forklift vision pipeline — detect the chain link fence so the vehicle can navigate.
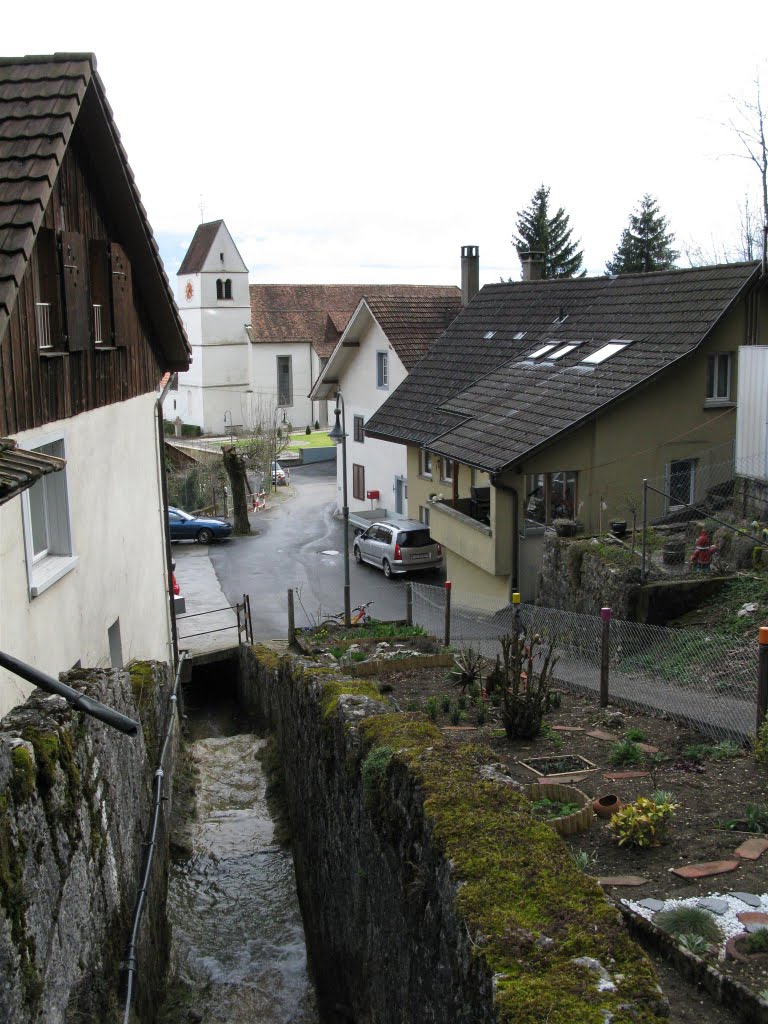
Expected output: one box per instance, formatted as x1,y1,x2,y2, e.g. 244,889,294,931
411,582,758,742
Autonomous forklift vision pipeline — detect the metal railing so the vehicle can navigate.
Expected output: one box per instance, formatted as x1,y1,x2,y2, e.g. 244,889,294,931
176,594,253,646
36,302,52,349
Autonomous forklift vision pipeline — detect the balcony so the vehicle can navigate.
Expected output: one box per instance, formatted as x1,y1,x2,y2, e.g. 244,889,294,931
429,485,514,577
36,302,52,350
93,303,104,344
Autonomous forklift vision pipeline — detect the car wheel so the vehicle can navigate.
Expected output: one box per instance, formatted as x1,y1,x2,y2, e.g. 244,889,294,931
354,547,363,564
196,528,213,544
382,559,392,579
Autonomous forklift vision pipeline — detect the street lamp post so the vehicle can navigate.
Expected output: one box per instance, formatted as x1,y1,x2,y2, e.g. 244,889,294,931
329,390,351,626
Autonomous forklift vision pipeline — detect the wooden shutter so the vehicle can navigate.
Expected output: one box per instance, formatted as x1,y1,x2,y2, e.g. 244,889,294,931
110,242,134,347
60,232,90,351
89,240,113,344
36,227,63,346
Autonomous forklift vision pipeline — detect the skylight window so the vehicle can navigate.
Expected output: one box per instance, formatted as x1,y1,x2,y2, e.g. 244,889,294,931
484,330,496,340
548,344,579,360
514,331,526,340
582,342,630,365
528,343,556,359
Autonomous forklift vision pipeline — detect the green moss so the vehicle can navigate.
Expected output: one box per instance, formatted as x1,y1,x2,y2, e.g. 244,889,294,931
0,795,39,1005
21,725,83,851
320,679,384,719
360,746,394,805
252,645,284,671
10,747,35,803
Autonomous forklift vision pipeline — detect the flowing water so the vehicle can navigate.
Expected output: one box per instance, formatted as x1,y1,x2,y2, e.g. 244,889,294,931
164,709,318,1023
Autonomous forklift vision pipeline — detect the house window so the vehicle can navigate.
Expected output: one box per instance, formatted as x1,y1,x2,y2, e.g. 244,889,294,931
21,436,78,598
224,278,232,299
277,356,293,406
353,463,365,500
706,353,731,402
668,458,696,509
419,505,430,526
376,351,389,389
440,458,454,484
420,450,433,478
354,415,365,443
216,279,224,300
525,470,577,525
108,619,123,669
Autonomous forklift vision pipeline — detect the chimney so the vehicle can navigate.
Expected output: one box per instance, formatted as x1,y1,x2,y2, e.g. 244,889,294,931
461,245,480,305
520,250,545,282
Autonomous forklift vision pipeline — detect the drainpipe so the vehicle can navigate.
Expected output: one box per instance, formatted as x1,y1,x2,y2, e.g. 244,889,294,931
156,373,179,667
490,474,519,593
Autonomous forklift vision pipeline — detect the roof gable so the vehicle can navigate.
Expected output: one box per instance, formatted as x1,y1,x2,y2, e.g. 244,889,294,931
0,53,190,369
364,263,762,472
177,219,248,276
249,283,460,359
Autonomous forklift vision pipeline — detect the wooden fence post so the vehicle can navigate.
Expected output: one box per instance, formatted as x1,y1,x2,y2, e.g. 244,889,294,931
444,580,452,648
757,626,768,734
406,582,413,626
600,607,612,707
287,588,296,646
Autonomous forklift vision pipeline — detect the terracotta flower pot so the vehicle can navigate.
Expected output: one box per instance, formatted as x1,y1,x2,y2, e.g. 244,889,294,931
593,794,622,819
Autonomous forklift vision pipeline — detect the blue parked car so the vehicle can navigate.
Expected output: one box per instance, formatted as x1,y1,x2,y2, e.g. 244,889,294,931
168,506,233,544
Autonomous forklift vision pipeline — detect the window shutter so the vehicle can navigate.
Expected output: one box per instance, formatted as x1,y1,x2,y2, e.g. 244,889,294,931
36,227,63,345
60,232,90,351
89,240,113,344
110,242,134,347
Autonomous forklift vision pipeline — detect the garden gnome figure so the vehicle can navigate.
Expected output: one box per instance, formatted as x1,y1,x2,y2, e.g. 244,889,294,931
690,529,716,572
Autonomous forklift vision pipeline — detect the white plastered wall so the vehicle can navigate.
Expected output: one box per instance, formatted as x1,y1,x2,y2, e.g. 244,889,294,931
0,394,172,719
335,317,408,515
248,342,315,429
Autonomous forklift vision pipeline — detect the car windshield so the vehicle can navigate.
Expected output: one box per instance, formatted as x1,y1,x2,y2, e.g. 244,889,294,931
171,508,194,521
397,529,432,547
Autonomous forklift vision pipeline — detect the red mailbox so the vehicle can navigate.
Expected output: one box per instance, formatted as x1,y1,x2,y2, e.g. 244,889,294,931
366,490,380,500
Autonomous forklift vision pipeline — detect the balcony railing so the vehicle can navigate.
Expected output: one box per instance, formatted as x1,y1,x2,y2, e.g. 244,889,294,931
36,302,52,350
92,303,104,344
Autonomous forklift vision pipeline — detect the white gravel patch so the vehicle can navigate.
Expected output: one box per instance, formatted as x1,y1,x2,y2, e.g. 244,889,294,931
624,892,768,958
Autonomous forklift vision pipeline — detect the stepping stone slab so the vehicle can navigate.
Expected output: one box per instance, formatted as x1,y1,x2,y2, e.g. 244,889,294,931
551,725,584,732
598,876,649,887
697,897,730,915
729,892,762,908
735,837,768,860
637,898,666,912
636,743,659,754
746,923,768,933
587,730,616,742
737,912,768,927
671,860,740,880
602,771,650,780
536,773,591,784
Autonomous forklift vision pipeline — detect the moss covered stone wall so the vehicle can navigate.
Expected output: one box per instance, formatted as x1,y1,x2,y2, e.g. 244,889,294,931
0,662,175,1023
238,645,668,1024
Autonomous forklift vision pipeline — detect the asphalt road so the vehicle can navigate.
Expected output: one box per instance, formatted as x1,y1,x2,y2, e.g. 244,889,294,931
207,461,442,639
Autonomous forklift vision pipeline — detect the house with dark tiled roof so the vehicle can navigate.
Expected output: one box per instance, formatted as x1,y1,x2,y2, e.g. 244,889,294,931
309,285,462,515
365,256,768,602
0,53,191,717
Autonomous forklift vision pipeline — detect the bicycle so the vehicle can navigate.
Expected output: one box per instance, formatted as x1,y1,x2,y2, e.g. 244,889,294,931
319,601,375,628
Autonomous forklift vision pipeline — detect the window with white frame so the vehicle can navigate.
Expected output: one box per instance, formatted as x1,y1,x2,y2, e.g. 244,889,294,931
376,351,389,389
420,449,432,478
706,353,731,403
21,436,78,597
440,457,454,484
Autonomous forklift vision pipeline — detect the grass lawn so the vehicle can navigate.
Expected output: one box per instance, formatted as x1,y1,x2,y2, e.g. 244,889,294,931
285,430,334,451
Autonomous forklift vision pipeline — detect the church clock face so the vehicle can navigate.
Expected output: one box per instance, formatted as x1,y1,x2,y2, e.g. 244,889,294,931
185,281,194,302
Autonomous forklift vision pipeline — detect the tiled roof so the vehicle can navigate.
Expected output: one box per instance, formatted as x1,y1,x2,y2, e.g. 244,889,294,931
0,436,64,505
365,293,462,371
0,53,190,369
249,284,459,358
364,263,762,473
178,220,224,275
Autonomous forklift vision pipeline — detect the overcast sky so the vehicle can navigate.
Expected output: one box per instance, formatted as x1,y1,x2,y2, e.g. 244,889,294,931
6,1,768,288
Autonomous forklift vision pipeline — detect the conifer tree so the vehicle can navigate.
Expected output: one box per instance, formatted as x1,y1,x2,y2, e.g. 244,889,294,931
512,185,584,278
606,195,679,274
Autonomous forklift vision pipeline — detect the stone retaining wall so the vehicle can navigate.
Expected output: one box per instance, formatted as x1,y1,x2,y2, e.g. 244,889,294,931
238,645,668,1024
0,662,175,1023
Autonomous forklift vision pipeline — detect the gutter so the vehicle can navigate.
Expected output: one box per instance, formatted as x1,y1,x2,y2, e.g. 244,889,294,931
156,374,179,667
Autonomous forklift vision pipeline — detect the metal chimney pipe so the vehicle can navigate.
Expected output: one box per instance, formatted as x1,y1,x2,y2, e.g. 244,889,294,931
461,245,480,305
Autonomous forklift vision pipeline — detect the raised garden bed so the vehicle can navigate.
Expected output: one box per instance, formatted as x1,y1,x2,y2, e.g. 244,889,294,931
523,782,593,837
518,753,597,778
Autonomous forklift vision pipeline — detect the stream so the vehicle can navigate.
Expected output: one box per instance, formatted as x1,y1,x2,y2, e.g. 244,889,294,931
163,707,319,1023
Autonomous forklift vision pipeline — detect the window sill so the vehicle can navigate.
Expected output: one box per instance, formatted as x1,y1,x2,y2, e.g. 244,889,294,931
95,345,118,351
29,554,79,598
703,399,735,409
418,474,433,481
39,350,68,359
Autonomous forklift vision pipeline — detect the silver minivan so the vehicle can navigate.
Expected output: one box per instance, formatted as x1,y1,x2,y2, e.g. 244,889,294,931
353,520,442,578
